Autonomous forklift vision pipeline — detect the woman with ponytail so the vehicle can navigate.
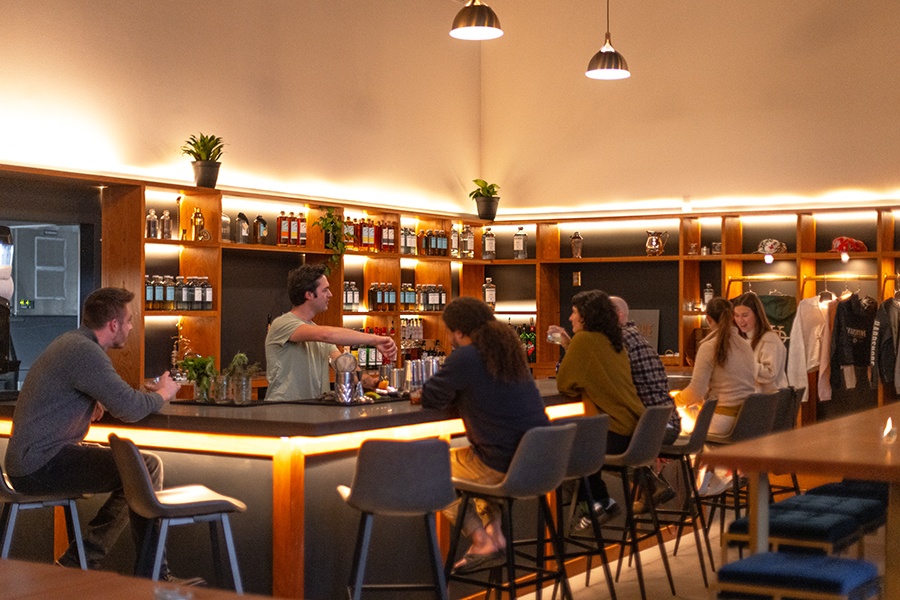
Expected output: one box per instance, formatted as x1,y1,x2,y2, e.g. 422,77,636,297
421,296,548,573
674,297,756,436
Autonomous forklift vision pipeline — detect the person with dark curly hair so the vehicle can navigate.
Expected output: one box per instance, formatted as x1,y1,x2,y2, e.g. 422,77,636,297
552,289,645,531
421,296,548,573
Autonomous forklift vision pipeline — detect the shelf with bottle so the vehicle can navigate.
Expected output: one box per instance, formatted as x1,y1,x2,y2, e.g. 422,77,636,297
341,209,400,255
555,219,681,260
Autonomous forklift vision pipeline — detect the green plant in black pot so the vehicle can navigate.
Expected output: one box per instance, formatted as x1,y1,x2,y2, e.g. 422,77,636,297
469,179,500,221
181,133,225,188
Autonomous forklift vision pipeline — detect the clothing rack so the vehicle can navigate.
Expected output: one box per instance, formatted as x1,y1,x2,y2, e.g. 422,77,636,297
882,274,900,294
724,275,797,298
800,274,878,293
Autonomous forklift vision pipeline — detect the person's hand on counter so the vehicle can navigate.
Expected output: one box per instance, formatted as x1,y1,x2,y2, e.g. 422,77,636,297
359,371,380,390
145,371,181,402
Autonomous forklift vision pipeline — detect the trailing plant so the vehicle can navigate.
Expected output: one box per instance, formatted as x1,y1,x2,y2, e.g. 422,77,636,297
313,206,347,272
181,133,225,162
178,354,217,400
468,179,500,200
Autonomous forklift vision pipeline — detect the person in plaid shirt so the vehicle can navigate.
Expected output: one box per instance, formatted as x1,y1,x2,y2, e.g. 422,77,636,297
610,296,680,512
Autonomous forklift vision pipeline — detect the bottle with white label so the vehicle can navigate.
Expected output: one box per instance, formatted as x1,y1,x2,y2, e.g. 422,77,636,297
482,227,496,260
513,226,528,259
703,283,715,307
482,277,496,310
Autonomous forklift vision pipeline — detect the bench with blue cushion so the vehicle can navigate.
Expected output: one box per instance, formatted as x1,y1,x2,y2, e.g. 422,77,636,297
716,551,881,599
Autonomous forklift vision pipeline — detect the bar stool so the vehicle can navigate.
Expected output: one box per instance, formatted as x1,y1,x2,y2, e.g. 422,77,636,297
445,423,577,600
337,438,456,600
542,414,616,598
601,405,675,600
0,466,87,568
768,386,805,501
107,434,246,591
657,398,718,586
704,390,782,534
714,552,882,599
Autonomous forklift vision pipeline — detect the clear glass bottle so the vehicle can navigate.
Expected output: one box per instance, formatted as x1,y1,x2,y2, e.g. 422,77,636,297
152,275,164,310
220,211,231,243
462,225,475,259
163,275,176,310
513,226,528,259
145,209,159,239
482,227,496,260
450,225,460,258
160,209,172,240
144,274,153,310
703,282,715,307
174,276,187,311
482,277,496,309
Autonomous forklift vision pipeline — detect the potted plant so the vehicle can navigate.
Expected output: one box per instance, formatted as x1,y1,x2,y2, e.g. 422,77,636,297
178,354,217,403
225,351,260,404
469,179,500,221
181,133,225,188
313,206,347,272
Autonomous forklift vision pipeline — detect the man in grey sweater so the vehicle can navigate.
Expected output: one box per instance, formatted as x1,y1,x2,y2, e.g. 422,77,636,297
4,287,183,578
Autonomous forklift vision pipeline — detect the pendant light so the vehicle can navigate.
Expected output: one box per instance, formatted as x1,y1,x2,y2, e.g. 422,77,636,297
450,0,503,41
586,0,630,80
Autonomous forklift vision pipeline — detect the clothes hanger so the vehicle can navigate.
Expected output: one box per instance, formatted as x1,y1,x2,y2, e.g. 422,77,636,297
818,278,836,303
768,288,785,296
840,281,853,300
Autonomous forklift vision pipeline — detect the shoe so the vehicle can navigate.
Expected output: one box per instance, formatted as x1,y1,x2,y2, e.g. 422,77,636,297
571,499,621,537
700,473,733,497
696,470,713,495
633,482,676,514
451,550,506,574
158,573,207,587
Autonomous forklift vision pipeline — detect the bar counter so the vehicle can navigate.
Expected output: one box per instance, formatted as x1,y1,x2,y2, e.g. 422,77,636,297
0,379,581,599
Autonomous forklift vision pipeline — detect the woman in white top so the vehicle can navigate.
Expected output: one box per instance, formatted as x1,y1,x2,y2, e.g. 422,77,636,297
732,291,789,393
675,297,757,437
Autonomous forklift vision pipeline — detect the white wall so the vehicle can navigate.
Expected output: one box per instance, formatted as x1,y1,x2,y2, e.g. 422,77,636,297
0,1,482,214
1,1,899,217
482,1,900,216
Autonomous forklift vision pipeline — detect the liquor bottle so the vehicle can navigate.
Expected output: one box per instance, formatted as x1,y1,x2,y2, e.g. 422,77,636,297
463,225,475,259
202,276,213,311
191,277,203,310
277,211,289,245
146,209,159,239
174,276,187,310
513,226,528,259
366,327,377,368
437,284,447,309
351,281,360,311
252,215,267,244
298,212,307,247
160,209,172,240
342,281,351,312
482,277,496,309
287,211,300,246
450,225,460,258
703,283,715,307
191,207,205,241
164,275,176,311
220,211,231,243
235,213,250,244
152,275,164,310
144,275,153,310
482,227,496,260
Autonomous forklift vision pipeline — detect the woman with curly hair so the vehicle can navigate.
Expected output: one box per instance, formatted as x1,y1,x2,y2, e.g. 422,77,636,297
553,289,645,529
732,291,788,393
421,296,548,573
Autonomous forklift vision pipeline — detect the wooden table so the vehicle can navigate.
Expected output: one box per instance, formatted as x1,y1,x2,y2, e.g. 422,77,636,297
0,558,280,599
702,402,900,599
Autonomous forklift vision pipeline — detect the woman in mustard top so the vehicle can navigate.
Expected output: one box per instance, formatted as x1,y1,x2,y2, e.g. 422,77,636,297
554,289,645,528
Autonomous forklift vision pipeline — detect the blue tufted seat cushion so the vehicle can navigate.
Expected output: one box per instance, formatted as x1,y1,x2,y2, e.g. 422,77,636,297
717,552,879,596
775,494,885,533
806,480,889,507
727,509,860,552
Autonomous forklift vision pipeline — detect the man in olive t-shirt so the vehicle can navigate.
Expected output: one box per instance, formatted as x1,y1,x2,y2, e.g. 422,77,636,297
264,264,397,401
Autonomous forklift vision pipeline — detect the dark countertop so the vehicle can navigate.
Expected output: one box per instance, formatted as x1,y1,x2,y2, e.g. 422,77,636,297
0,379,571,438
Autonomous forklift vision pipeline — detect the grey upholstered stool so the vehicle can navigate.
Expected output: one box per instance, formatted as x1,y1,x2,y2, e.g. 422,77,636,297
445,423,577,600
337,438,456,600
658,398,718,586
108,433,246,592
601,405,675,600
0,465,87,568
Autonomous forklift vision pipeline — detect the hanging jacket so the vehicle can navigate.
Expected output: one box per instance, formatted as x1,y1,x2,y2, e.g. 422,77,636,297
830,293,876,390
870,299,900,393
759,294,797,347
787,296,836,402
